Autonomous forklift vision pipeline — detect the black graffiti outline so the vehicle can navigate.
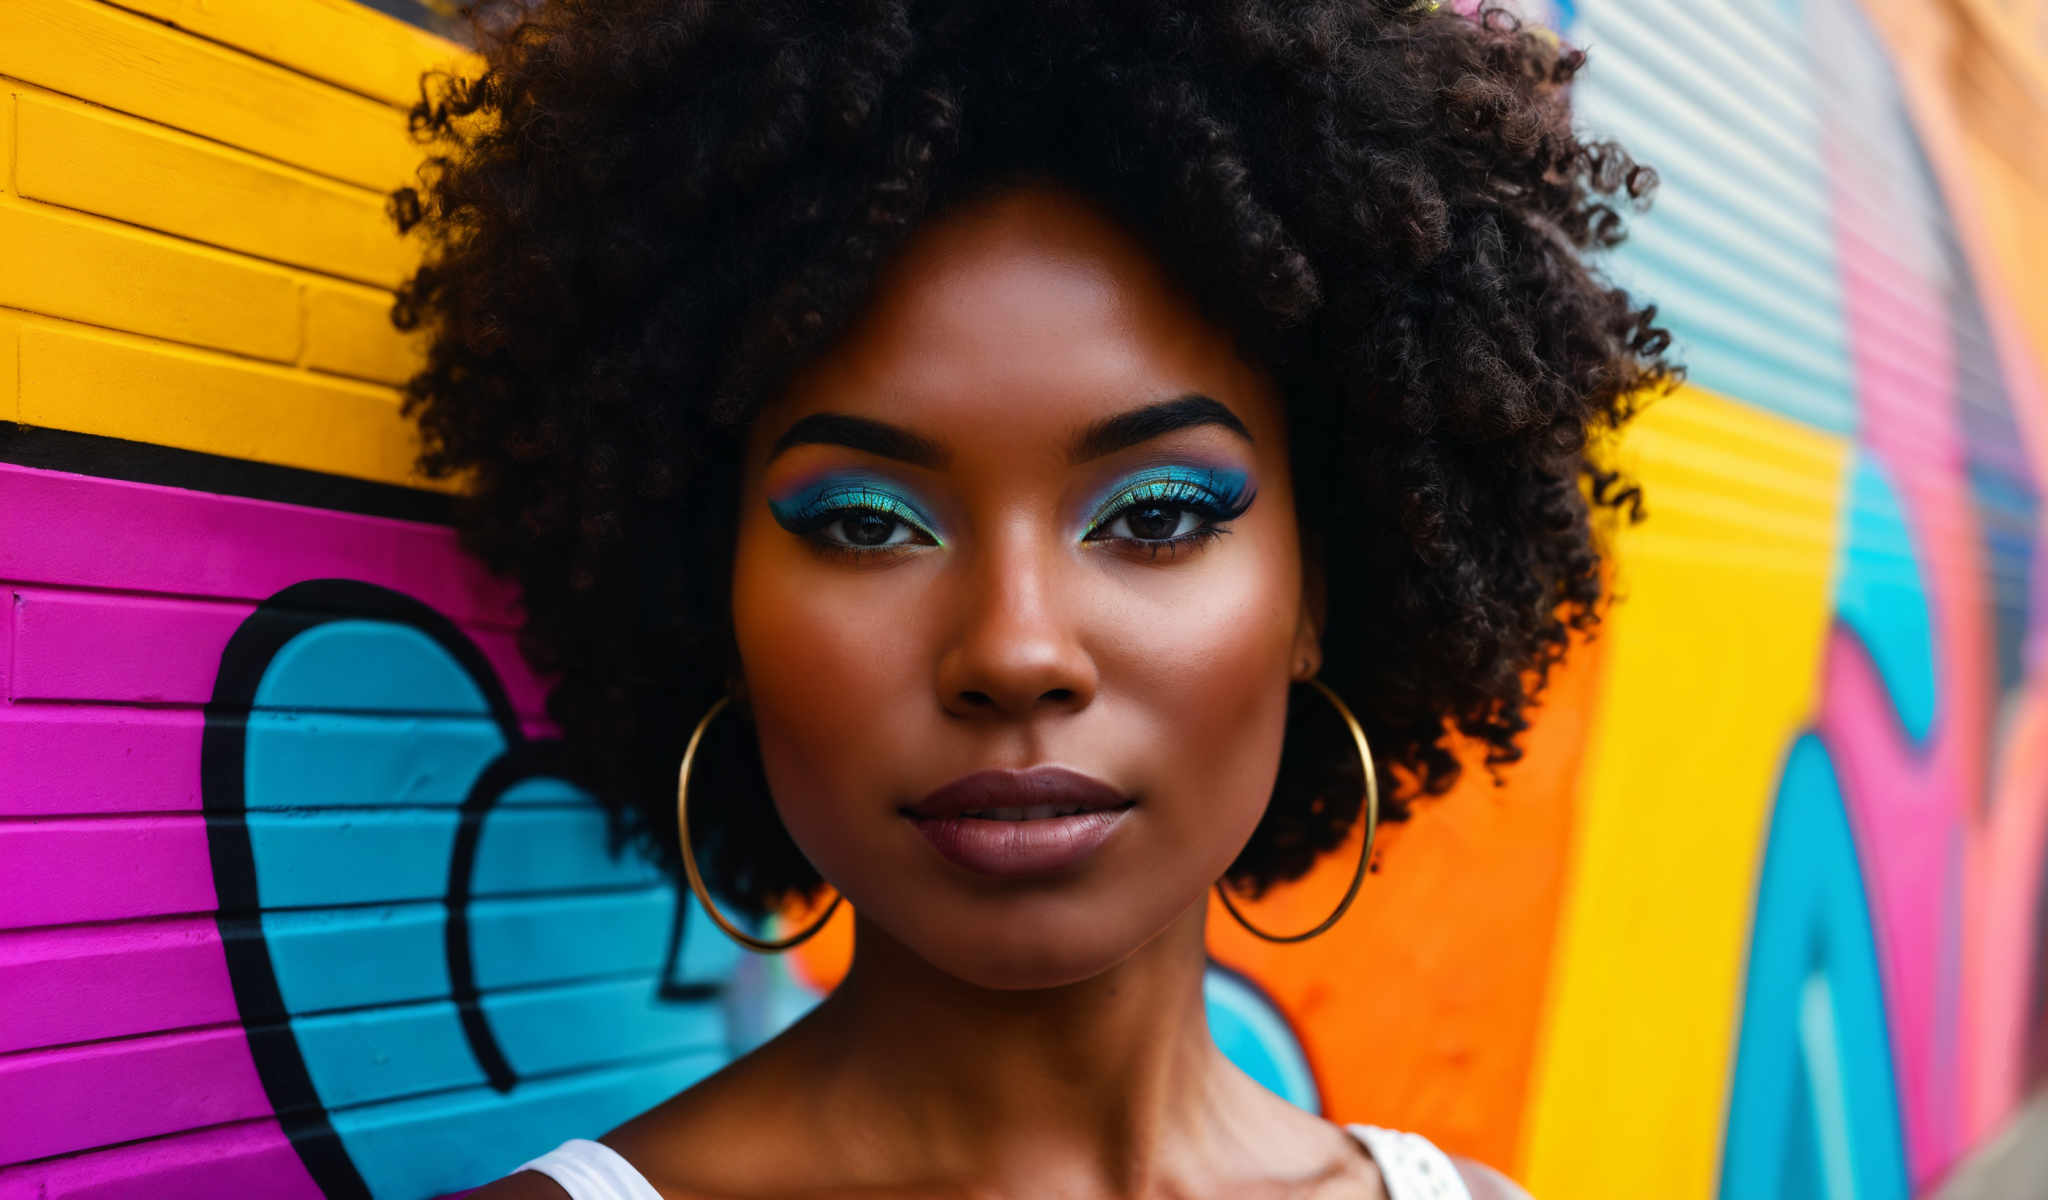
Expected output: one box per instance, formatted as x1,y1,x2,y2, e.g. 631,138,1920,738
203,578,701,1197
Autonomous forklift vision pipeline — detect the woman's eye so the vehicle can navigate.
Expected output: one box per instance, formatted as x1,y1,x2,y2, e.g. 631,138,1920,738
819,509,926,548
769,480,941,554
1098,503,1206,542
1080,466,1255,549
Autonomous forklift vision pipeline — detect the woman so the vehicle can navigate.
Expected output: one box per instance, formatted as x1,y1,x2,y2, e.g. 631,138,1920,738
393,2,1674,1195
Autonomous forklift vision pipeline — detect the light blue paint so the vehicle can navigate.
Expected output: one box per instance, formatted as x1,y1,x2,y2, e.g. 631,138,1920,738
242,712,507,808
480,976,726,1077
331,1050,724,1200
247,619,507,964
270,880,731,1129
674,881,744,986
1204,966,1320,1112
1781,1050,1828,1199
235,612,754,1198
264,903,454,1015
469,803,665,894
251,620,497,714
1799,974,1859,1200
263,890,682,1016
247,807,463,907
495,773,596,807
1833,455,1938,741
1718,734,1908,1200
291,997,489,1110
467,889,680,991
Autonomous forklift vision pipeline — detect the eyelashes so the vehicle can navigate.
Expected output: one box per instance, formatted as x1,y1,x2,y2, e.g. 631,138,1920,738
767,478,942,555
765,463,1257,561
1080,465,1256,553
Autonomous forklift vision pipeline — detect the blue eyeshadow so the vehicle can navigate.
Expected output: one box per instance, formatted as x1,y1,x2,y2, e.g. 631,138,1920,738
767,473,943,543
1082,464,1255,535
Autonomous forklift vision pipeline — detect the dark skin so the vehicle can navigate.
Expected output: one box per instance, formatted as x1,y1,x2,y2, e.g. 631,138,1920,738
475,184,1529,1199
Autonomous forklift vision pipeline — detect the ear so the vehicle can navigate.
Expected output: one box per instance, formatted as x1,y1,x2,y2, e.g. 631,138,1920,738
1292,540,1327,682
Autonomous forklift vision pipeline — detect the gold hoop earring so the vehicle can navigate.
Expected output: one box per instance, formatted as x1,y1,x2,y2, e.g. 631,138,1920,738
677,695,844,953
1213,677,1379,944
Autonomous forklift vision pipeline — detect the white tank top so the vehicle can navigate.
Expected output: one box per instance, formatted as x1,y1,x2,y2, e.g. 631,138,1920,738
513,1124,1474,1199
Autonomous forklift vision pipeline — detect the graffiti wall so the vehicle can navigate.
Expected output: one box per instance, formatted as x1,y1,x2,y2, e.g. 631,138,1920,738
1,1,2045,1197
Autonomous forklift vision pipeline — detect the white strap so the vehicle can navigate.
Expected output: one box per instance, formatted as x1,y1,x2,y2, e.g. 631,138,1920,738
1349,1124,1472,1200
515,1128,1467,1200
515,1138,665,1200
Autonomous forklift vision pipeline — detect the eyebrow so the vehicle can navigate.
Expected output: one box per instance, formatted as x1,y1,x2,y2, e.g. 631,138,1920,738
763,392,1252,469
1072,393,1253,463
766,413,949,468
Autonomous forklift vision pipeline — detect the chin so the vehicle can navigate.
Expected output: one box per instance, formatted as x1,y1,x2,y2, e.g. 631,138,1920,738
893,898,1188,992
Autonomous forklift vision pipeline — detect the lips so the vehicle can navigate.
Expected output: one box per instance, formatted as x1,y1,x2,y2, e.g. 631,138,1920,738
902,766,1135,877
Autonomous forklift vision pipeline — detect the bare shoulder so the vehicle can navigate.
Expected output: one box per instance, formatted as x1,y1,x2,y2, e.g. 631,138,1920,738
1451,1156,1535,1200
461,1168,574,1199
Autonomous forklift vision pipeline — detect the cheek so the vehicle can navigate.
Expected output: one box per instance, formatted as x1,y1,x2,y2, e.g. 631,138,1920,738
1101,535,1301,842
729,519,930,806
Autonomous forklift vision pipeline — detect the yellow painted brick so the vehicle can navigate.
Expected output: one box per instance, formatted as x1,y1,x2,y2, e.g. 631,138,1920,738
16,94,411,287
18,323,450,489
0,0,424,192
0,202,300,362
304,281,420,386
0,312,19,420
1,92,15,197
105,0,471,109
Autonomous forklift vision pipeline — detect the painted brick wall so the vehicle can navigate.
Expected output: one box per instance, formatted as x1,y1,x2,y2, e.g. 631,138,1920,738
4,2,2048,1199
0,4,762,1197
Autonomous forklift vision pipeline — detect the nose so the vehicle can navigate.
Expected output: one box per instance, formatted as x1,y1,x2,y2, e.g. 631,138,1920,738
935,535,1098,720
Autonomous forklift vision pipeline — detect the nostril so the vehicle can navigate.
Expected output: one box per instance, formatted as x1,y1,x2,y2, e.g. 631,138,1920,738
1041,688,1074,704
960,690,995,708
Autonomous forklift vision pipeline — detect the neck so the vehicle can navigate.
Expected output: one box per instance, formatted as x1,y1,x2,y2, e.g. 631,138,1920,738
787,899,1256,1193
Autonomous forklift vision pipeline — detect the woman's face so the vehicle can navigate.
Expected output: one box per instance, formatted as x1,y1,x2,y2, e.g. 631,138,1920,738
731,182,1317,990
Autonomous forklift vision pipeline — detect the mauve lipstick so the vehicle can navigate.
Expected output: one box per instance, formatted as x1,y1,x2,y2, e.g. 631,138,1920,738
902,766,1135,877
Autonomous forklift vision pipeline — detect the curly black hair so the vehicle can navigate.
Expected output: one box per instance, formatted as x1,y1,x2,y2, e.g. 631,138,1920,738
390,0,1677,917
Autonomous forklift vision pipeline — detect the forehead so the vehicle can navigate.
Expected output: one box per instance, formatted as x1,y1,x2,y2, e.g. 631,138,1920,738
766,183,1280,447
